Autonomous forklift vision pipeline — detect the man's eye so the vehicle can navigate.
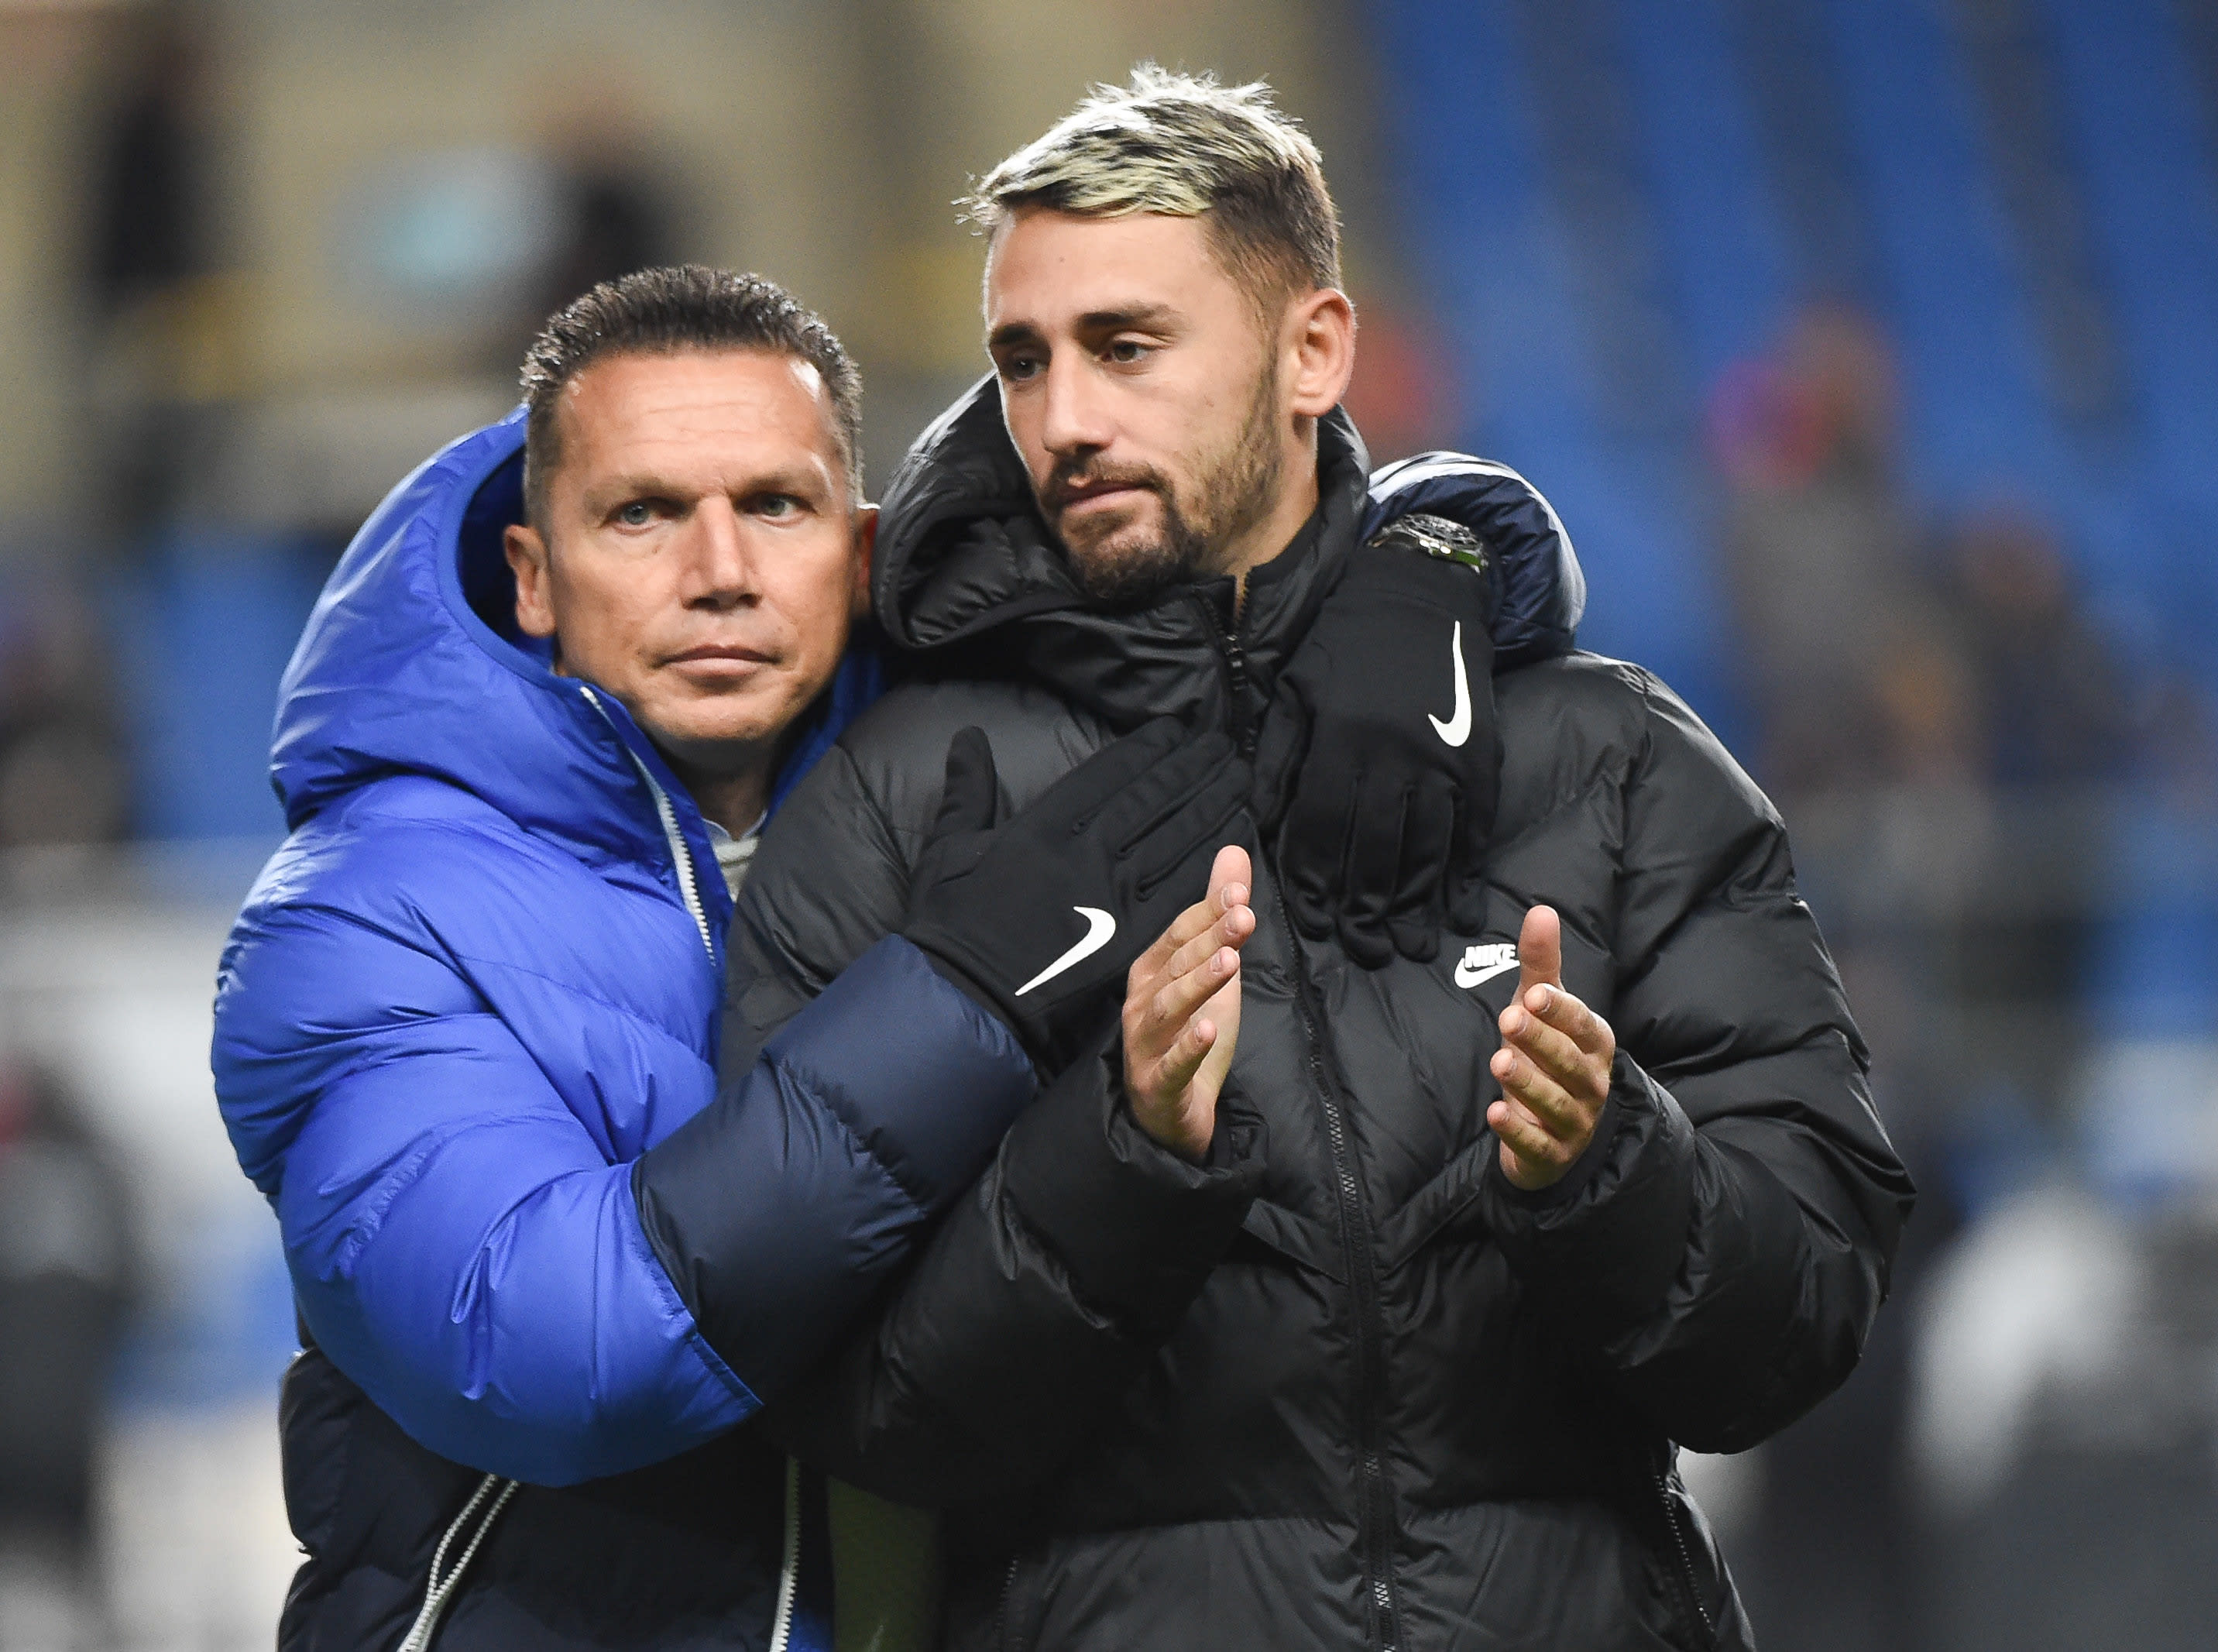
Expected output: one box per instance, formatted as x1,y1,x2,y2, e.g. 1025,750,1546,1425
1001,355,1042,382
616,502,655,527
1107,340,1151,365
757,494,797,518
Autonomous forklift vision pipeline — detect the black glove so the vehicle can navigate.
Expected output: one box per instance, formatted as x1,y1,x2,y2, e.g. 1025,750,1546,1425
1255,513,1499,967
903,715,1252,1070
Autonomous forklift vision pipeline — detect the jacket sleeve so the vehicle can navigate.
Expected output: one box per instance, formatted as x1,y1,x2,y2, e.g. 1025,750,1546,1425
726,733,1266,1504
215,861,1033,1488
1476,672,1915,1452
765,1042,1263,1505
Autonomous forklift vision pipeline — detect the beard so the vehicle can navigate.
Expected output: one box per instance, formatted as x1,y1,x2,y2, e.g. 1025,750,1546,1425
1040,360,1286,608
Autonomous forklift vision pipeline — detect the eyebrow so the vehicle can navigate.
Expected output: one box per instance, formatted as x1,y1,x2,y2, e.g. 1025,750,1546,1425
1080,304,1179,333
987,304,1183,353
585,464,833,509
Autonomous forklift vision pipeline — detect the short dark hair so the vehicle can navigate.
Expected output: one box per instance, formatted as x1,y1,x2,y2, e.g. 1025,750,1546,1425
517,265,864,526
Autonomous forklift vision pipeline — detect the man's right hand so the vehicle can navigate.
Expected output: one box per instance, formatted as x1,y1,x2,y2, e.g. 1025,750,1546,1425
1122,847,1254,1160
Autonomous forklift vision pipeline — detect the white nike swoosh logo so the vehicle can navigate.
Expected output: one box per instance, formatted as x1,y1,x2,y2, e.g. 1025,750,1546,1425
1428,620,1472,747
1013,906,1118,997
1454,955,1519,989
1453,942,1519,989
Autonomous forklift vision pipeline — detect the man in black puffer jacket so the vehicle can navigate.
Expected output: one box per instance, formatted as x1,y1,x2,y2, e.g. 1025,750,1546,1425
730,69,1914,1652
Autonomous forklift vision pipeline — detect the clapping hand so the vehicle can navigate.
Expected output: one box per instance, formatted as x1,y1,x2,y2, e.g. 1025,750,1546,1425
1488,905,1614,1190
1121,847,1255,1162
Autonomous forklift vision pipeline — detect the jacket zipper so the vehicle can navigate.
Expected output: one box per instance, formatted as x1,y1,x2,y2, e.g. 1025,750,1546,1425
579,685,716,961
1196,590,1256,753
1279,879,1403,1652
994,1554,1022,1652
1653,1463,1715,1647
1200,600,1403,1650
397,1473,518,1652
766,1456,802,1652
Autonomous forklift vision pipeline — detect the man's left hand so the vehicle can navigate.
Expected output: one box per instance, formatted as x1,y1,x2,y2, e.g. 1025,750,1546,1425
1488,905,1614,1190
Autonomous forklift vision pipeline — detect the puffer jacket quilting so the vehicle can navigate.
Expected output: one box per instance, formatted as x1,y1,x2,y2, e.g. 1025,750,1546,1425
730,382,1914,1652
212,410,1038,1651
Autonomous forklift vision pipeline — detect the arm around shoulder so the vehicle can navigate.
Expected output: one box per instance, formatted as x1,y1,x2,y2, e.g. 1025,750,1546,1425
214,895,753,1486
765,1035,1265,1506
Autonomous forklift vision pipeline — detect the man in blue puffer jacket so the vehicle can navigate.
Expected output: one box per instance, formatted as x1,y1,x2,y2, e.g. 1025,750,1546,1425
211,269,1266,1651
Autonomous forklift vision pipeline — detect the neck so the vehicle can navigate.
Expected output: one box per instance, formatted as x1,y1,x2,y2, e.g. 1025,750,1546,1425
1214,428,1320,585
672,757,771,837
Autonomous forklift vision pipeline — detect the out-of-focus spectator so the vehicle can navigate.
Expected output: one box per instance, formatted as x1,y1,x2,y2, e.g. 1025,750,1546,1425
87,5,213,321
79,2,240,538
0,1062,140,1626
0,579,129,851
1939,508,2133,1117
1712,304,1944,803
532,130,680,335
1705,305,2020,1652
1948,509,2130,790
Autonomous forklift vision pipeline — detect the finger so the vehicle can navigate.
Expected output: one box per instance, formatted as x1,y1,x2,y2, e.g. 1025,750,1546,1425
1444,788,1492,932
1489,1044,1585,1141
1487,1096,1567,1173
1021,715,1188,831
1138,944,1241,1054
1129,766,1251,904
1156,898,1255,990
1133,857,1252,979
1519,980,1614,1060
1516,905,1564,1003
1208,845,1251,917
1112,730,1238,854
1280,768,1358,941
930,727,999,838
1499,1007,1597,1096
1147,1005,1223,1102
1386,771,1456,963
1334,776,1404,969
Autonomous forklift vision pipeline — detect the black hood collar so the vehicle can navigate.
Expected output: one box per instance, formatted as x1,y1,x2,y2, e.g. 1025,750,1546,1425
872,373,1374,735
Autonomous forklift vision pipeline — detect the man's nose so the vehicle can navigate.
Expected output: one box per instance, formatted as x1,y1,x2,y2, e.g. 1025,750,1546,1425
678,500,759,609
1038,355,1113,460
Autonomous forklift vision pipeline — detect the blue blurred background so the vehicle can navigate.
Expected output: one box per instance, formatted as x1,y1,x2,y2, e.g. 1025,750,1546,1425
0,1,2213,1647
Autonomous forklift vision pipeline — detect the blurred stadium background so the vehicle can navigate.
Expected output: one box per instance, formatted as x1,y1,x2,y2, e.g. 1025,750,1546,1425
2,0,2215,1647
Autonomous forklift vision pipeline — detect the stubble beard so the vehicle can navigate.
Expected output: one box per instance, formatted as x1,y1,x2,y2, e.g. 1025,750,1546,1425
1045,362,1287,608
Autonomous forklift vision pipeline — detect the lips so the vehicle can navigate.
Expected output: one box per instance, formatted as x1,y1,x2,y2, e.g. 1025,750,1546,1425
664,644,775,668
1049,480,1158,526
1044,462,1163,516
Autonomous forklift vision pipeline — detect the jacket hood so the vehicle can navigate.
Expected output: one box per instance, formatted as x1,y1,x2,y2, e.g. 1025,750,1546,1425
270,412,880,925
1361,451,1588,667
871,375,1585,729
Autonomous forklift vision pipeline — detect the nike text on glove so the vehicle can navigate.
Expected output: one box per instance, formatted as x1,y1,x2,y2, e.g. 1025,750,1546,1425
1254,512,1500,967
901,715,1254,1071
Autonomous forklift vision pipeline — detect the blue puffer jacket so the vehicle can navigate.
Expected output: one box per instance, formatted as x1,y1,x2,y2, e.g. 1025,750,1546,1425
212,411,1035,1650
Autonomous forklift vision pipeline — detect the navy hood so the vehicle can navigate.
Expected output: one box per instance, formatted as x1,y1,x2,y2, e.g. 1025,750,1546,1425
1362,451,1588,668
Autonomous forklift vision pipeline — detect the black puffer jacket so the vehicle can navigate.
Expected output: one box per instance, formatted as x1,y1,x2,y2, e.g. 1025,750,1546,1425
729,383,1914,1652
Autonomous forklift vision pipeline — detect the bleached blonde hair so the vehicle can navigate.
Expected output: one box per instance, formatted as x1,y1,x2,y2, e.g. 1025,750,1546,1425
963,66,1342,308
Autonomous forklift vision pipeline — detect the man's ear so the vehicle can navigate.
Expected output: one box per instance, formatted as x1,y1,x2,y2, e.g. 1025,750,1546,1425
504,522,558,640
850,504,878,622
1286,287,1358,420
